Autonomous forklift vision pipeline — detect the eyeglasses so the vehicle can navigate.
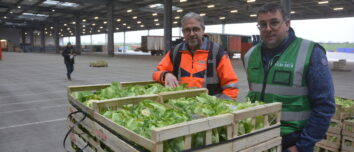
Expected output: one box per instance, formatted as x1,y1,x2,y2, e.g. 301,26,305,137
256,20,284,30
182,27,201,34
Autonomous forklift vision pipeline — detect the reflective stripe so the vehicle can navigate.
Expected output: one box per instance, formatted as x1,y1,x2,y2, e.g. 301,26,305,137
250,83,308,96
281,111,310,121
244,45,258,70
214,93,233,100
222,83,239,89
293,39,311,87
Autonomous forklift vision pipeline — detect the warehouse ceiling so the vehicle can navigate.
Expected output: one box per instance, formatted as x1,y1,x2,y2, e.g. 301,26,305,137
0,0,353,37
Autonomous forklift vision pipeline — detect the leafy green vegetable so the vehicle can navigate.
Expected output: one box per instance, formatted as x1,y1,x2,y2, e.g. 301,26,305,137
71,82,189,107
335,97,354,108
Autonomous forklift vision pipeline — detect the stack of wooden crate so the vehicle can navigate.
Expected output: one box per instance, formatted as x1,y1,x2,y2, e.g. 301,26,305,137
65,81,283,152
315,99,354,152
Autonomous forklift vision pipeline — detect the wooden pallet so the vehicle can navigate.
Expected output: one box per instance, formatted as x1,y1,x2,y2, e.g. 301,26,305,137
342,120,354,138
341,135,354,152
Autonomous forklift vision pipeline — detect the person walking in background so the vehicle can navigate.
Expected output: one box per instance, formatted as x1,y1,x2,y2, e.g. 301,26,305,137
152,12,239,100
243,3,335,152
62,42,76,80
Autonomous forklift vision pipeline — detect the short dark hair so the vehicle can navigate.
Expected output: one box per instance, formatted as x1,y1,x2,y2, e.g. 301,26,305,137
257,3,289,21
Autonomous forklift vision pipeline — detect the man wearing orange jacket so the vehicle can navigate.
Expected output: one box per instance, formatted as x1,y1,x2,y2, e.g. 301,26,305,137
153,12,239,100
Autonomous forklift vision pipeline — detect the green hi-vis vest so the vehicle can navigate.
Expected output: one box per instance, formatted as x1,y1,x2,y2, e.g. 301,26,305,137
244,38,315,136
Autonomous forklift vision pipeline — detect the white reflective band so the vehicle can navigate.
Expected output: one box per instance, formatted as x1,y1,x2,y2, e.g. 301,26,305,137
250,83,308,96
281,111,310,121
293,39,311,87
222,83,239,89
244,45,258,70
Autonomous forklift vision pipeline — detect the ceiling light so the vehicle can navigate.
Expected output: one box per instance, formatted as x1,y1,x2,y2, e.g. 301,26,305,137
154,19,159,22
64,23,67,26
116,28,119,30
82,32,85,34
4,16,7,19
219,16,226,20
50,26,53,29
177,9,183,12
127,9,132,13
137,21,141,24
152,13,158,16
132,16,137,19
173,21,178,24
92,23,96,26
94,16,99,20
10,11,13,14
97,30,100,32
156,23,160,26
103,21,107,24
67,28,70,30
318,1,329,4
100,26,103,29
17,6,21,9
200,13,206,16
180,0,187,2
116,18,121,22
250,14,257,17
290,11,296,14
333,7,344,11
127,26,131,29
82,19,86,22
247,0,256,3
82,25,86,27
230,10,238,13
52,9,55,12
45,28,47,30
207,4,215,8
123,23,126,26
82,29,85,31
72,21,76,24
174,16,180,19
140,25,144,27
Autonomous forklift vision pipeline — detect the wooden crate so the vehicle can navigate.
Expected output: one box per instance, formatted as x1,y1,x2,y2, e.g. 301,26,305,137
342,120,354,138
327,119,343,135
68,105,140,152
90,89,281,152
333,97,354,120
158,90,282,152
341,135,354,152
317,132,342,150
238,137,281,152
314,142,340,152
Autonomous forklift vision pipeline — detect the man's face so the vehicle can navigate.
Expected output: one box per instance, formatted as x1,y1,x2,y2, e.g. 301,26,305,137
182,18,204,50
257,10,290,49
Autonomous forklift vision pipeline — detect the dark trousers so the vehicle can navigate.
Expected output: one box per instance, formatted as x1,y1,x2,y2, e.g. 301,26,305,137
282,131,301,152
65,63,74,78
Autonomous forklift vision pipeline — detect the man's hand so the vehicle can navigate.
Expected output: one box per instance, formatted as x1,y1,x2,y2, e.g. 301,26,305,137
164,73,179,88
287,146,299,152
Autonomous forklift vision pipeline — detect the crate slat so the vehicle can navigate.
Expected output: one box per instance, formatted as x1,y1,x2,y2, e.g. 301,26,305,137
238,137,282,152
342,135,354,152
342,120,354,138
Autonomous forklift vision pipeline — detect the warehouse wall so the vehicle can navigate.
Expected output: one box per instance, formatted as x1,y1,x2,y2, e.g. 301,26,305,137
0,27,21,46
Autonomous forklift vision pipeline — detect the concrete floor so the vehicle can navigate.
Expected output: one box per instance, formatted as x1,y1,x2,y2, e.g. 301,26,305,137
0,51,353,152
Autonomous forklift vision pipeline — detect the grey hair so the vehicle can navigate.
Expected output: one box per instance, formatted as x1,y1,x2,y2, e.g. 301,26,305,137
181,12,205,30
257,3,289,21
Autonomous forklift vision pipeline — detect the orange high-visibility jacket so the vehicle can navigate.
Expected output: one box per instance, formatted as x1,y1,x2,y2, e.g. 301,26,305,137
153,38,239,99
